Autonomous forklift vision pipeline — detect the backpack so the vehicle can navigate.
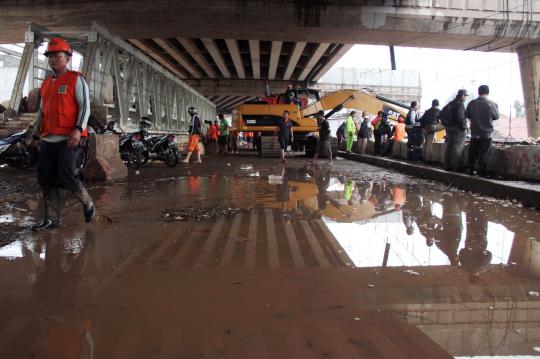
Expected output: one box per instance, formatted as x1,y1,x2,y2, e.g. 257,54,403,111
439,102,454,127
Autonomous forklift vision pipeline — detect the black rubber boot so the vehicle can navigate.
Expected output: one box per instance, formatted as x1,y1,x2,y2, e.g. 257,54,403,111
32,189,60,231
73,183,95,223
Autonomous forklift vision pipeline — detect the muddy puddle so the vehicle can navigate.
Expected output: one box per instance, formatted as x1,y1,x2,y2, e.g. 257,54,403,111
1,162,540,358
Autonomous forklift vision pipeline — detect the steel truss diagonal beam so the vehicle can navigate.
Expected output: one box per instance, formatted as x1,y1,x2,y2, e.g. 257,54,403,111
6,22,215,133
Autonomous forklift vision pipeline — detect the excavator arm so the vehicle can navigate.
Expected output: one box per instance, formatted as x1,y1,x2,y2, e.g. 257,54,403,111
300,89,410,120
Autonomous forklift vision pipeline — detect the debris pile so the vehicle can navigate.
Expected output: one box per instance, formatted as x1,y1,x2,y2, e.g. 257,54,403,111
521,137,540,146
162,207,244,222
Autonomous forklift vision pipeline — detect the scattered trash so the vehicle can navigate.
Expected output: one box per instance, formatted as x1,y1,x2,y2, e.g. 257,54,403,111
353,317,360,321
161,207,243,222
404,269,420,276
488,306,494,310
0,214,15,223
528,291,540,297
240,164,253,170
249,172,260,177
367,284,375,288
135,170,140,175
227,163,231,166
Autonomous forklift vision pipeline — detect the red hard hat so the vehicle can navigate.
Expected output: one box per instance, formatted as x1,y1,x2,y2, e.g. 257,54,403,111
45,38,72,56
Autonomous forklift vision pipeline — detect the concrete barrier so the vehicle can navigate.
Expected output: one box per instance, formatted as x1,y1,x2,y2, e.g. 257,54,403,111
82,135,128,181
360,139,540,181
504,145,540,179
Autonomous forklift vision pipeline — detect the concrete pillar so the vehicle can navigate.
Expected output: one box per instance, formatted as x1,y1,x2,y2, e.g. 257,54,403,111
517,44,540,138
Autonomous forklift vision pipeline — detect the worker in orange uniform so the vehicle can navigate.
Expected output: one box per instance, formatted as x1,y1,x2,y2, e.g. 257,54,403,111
209,120,219,143
384,115,406,155
182,106,203,163
31,38,94,231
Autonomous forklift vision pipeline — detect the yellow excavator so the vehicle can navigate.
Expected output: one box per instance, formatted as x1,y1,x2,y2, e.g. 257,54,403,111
232,88,414,157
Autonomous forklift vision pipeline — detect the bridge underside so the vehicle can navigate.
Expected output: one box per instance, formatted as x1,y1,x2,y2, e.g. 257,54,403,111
2,0,540,124
127,38,351,112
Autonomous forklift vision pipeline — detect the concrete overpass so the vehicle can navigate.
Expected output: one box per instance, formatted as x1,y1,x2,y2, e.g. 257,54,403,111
2,0,540,135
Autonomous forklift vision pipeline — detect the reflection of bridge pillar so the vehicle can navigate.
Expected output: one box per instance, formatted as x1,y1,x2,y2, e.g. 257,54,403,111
508,230,540,278
517,44,540,138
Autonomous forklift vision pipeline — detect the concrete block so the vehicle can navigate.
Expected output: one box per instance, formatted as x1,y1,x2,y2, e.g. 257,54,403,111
399,142,408,159
486,146,507,172
391,140,401,157
366,140,375,154
82,135,128,181
432,143,444,164
504,145,540,181
433,142,446,165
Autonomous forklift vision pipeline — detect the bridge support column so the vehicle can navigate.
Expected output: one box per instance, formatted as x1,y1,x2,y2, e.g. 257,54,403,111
517,44,540,138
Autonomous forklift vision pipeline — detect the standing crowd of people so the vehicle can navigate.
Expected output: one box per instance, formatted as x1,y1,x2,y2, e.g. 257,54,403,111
326,85,499,177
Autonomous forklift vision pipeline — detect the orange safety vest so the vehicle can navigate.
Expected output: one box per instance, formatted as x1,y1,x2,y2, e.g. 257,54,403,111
40,70,88,138
393,123,406,141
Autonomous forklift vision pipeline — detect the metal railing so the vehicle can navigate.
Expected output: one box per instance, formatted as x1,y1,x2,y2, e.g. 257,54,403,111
5,22,216,133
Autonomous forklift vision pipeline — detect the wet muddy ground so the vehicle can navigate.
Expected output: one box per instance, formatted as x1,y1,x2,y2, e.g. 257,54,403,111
1,152,540,358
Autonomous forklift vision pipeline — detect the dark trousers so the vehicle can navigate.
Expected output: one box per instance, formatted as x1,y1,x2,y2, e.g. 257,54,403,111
468,138,492,174
219,135,229,152
38,140,81,192
374,134,383,155
444,128,466,171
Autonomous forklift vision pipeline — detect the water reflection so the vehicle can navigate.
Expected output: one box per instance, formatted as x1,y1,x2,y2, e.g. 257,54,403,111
0,166,539,358
0,230,95,358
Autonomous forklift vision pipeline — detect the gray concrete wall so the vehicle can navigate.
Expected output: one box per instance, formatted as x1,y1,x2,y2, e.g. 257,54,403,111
358,139,540,181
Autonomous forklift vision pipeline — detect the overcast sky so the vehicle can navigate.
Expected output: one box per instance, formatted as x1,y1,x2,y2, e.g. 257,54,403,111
332,45,523,117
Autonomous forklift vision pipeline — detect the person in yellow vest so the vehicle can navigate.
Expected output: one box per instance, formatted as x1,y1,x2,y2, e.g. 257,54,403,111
344,111,357,153
31,38,94,231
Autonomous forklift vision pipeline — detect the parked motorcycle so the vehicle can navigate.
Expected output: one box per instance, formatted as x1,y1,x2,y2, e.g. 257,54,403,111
142,133,180,167
0,128,38,168
119,131,145,169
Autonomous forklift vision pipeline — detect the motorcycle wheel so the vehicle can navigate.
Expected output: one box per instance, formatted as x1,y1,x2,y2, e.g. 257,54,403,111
164,147,178,167
141,151,150,165
125,149,142,169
